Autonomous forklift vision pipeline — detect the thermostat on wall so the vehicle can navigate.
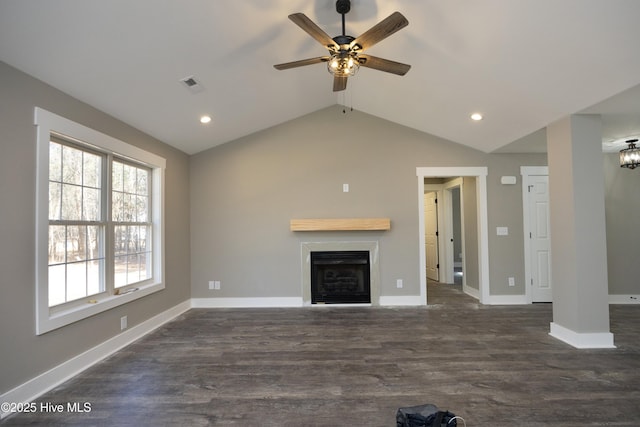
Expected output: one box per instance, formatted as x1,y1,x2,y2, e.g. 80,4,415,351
501,176,517,185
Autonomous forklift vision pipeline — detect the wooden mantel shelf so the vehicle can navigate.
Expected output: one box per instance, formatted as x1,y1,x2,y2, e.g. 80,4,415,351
290,218,391,232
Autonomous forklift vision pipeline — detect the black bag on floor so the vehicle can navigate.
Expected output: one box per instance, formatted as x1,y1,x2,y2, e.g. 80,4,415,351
396,403,457,427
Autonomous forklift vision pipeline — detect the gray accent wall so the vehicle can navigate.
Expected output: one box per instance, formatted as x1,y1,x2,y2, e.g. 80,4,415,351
0,62,191,394
190,106,548,301
604,153,640,295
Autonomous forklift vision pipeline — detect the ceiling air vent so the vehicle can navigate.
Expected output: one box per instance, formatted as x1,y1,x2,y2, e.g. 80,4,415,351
180,75,204,94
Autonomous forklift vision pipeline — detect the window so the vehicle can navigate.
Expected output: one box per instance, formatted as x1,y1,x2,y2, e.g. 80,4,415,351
112,160,152,289
35,108,165,334
48,139,106,306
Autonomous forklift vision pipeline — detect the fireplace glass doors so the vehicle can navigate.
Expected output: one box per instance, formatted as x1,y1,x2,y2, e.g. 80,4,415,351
310,251,371,304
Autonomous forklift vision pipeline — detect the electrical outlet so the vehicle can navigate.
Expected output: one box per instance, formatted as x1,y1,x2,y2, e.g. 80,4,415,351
215,281,221,290
508,277,515,287
209,281,215,290
396,279,403,289
120,316,127,330
497,227,509,236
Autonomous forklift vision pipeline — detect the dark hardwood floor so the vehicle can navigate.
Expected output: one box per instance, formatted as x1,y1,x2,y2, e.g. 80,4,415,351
3,282,640,426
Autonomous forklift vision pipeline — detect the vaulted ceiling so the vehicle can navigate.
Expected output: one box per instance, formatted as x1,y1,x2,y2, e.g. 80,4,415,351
2,0,640,155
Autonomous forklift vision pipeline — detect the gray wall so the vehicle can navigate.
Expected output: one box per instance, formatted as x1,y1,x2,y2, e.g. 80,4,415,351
0,62,191,394
604,153,640,295
463,177,479,291
190,106,548,300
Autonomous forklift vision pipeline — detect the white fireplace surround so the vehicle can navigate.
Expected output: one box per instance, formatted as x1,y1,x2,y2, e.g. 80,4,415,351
301,241,380,306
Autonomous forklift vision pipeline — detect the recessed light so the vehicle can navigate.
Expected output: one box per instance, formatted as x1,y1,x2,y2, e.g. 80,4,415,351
470,113,483,121
200,115,212,124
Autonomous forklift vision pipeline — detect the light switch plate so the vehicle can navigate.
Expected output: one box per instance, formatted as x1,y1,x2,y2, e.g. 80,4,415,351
501,176,517,185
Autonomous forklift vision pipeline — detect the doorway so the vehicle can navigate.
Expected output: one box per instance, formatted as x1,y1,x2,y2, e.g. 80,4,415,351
423,178,463,285
417,167,489,305
424,180,465,300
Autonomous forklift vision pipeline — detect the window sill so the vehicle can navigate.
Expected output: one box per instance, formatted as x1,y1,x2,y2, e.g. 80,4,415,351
36,281,165,335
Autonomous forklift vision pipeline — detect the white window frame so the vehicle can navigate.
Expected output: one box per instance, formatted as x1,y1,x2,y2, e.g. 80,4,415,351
35,107,166,335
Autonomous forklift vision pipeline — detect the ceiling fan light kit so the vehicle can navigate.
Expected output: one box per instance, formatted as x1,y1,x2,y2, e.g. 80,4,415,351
274,0,411,92
328,51,359,77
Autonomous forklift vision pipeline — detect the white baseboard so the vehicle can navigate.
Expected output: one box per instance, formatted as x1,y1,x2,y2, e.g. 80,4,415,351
192,296,426,308
463,284,480,300
458,293,638,305
485,294,528,305
0,300,191,420
379,295,424,306
478,294,640,305
191,297,303,308
609,294,640,304
549,322,616,349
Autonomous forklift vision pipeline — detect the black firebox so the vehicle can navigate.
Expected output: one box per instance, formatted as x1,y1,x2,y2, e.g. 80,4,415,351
310,251,370,304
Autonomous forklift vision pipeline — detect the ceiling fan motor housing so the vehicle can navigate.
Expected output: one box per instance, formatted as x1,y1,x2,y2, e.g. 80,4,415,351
333,34,355,47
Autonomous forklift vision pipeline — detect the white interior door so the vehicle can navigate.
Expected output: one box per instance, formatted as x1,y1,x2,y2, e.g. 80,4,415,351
425,192,439,281
528,175,553,302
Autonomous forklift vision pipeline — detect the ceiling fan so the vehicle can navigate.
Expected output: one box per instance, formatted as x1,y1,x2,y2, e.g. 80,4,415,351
274,0,411,92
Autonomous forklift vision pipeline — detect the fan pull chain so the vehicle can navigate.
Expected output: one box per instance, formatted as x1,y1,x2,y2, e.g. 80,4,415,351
342,90,347,113
341,81,354,114
349,81,354,112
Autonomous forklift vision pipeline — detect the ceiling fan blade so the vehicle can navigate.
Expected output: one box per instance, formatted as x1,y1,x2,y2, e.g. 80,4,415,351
358,54,411,75
350,11,408,51
333,75,348,92
274,57,329,70
288,13,339,50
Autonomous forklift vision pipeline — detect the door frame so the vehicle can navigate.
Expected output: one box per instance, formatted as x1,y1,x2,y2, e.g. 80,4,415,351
521,166,549,304
417,167,489,305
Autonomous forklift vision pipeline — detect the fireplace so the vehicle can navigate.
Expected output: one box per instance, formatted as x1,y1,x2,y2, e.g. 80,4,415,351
311,251,371,304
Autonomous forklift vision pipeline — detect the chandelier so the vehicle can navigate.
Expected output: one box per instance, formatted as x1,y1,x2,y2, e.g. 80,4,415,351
620,139,640,169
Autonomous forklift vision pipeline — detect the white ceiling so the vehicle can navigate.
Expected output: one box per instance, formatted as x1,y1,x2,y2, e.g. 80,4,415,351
2,0,640,155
